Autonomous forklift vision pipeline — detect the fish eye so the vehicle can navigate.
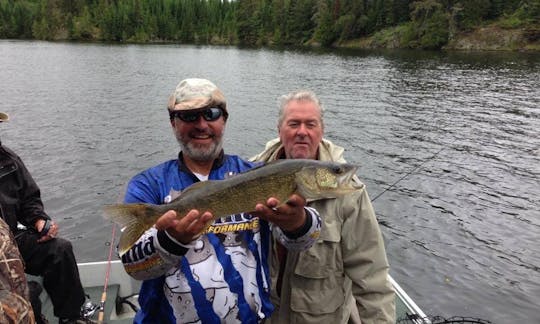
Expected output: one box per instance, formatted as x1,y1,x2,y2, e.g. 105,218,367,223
333,166,344,174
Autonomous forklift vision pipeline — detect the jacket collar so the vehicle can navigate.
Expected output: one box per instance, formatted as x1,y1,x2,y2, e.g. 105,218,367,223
250,138,346,163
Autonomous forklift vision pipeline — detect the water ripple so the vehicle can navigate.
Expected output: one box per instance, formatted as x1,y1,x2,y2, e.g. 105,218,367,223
1,41,539,323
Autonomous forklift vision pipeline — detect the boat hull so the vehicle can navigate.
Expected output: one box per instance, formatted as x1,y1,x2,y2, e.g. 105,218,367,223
34,261,425,323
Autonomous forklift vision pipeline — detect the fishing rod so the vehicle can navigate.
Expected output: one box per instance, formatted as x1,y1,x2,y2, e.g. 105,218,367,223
97,222,117,323
371,145,447,202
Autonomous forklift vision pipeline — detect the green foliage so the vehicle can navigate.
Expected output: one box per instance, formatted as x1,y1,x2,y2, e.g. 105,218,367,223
370,25,400,47
0,0,37,38
453,0,491,31
32,0,58,40
516,0,540,23
236,0,260,45
335,13,356,41
0,0,536,49
400,22,418,44
406,0,449,49
32,16,50,39
495,0,540,29
71,5,94,39
313,0,337,46
417,8,448,48
498,14,526,29
285,0,316,44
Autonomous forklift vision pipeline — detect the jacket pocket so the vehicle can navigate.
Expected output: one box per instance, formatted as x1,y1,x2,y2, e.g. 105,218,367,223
0,161,17,180
289,223,344,314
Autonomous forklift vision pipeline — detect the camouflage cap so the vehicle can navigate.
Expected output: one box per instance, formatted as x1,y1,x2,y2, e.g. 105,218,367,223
0,112,9,122
167,78,227,114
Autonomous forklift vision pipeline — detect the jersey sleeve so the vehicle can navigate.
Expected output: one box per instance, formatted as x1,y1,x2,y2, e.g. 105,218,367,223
273,206,321,251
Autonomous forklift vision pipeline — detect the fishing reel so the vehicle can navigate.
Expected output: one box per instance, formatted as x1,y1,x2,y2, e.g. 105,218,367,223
81,296,99,319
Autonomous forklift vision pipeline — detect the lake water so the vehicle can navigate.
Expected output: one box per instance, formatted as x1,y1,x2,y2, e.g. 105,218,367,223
0,40,538,323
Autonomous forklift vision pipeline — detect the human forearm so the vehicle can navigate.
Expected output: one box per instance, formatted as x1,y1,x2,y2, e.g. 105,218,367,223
274,206,321,251
121,227,182,280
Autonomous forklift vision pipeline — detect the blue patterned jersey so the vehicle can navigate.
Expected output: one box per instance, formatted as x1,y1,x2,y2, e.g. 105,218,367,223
120,153,321,323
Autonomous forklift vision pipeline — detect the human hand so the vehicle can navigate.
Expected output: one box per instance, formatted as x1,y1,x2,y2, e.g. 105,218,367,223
35,219,59,243
253,194,307,233
155,210,213,244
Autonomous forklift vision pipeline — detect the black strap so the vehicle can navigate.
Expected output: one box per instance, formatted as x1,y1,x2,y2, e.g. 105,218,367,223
40,219,51,237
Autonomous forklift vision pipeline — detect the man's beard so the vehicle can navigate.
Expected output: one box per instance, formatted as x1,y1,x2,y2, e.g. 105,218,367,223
176,133,223,162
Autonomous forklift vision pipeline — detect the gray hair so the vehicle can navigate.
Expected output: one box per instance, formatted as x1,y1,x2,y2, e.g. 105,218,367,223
277,90,324,128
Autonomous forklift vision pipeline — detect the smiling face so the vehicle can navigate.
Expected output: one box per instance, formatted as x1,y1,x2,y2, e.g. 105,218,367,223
171,107,226,163
278,99,324,160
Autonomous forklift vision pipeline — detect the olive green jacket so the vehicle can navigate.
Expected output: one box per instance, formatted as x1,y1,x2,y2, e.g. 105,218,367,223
251,138,395,324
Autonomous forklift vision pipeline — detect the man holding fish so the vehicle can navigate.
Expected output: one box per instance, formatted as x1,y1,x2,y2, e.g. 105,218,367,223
109,79,357,323
251,90,396,323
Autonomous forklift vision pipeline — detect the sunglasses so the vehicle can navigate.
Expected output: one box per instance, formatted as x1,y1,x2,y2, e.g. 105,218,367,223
170,107,224,122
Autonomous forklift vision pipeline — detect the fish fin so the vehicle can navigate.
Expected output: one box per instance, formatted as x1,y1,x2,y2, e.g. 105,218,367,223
172,180,218,197
169,188,182,201
103,204,161,256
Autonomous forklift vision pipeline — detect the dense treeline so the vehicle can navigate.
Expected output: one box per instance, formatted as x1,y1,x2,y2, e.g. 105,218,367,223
1,0,539,49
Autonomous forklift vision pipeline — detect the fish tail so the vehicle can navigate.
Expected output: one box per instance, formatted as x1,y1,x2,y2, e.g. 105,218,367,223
103,203,162,256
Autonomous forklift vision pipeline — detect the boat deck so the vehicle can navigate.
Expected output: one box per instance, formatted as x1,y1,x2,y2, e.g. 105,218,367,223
38,283,425,323
38,283,136,323
34,261,427,323
391,275,429,323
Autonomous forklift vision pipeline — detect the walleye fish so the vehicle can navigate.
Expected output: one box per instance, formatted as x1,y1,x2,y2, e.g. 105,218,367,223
104,159,358,255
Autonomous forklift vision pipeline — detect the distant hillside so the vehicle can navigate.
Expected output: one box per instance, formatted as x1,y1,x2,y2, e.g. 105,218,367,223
337,20,540,52
1,0,539,51
445,25,540,51
335,25,540,51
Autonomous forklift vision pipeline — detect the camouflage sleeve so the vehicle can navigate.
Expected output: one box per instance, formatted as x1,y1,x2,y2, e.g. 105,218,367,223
0,218,34,324
273,206,321,251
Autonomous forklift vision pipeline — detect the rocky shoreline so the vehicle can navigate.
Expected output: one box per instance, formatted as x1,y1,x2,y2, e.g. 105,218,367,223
337,25,540,52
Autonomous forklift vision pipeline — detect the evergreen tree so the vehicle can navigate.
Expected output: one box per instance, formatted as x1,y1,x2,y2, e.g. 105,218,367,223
313,0,337,46
71,5,94,39
221,0,238,43
0,0,536,48
409,0,449,49
236,0,260,45
270,0,287,45
285,0,316,44
1,0,37,38
454,0,490,31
